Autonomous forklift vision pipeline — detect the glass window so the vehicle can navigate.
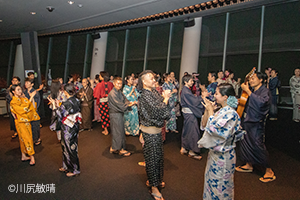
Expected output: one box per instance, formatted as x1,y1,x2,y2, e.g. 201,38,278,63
148,24,169,59
226,54,258,83
200,14,226,55
50,36,68,79
264,1,300,50
69,35,87,77
227,8,261,53
106,30,125,61
0,41,11,83
127,27,147,59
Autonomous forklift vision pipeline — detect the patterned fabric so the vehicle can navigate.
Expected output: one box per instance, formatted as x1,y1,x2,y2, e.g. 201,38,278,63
207,82,218,101
52,96,81,174
198,106,245,200
162,82,177,131
156,86,166,141
123,85,139,136
97,82,113,129
138,89,170,128
290,75,300,120
10,96,40,156
142,131,164,187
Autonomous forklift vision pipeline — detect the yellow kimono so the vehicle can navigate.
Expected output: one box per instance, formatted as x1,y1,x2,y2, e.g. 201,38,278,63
10,96,40,156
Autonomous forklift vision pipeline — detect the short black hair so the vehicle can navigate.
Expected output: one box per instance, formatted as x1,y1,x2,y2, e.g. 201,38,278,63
12,76,20,82
138,70,154,91
182,74,193,85
24,77,34,84
256,72,267,83
27,72,34,77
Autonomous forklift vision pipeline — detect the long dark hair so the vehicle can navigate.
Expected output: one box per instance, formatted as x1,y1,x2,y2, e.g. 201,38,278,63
50,79,61,99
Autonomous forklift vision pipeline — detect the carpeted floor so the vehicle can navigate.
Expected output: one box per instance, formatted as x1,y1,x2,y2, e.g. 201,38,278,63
0,108,300,200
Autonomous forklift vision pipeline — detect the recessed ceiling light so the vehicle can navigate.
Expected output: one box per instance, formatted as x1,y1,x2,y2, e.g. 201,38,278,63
0,20,2,23
78,4,83,8
30,12,36,15
68,1,74,5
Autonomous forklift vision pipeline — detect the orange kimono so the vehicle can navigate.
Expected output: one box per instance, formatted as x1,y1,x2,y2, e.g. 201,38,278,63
10,96,40,156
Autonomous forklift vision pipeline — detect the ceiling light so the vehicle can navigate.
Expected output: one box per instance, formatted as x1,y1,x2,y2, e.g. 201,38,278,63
0,20,2,23
78,4,83,8
68,1,74,5
30,12,36,15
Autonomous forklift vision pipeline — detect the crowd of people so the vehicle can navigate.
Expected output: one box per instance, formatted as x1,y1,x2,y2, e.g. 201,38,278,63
5,66,300,200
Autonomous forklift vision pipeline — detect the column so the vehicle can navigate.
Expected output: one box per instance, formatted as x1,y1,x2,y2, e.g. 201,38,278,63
90,32,108,79
179,17,202,85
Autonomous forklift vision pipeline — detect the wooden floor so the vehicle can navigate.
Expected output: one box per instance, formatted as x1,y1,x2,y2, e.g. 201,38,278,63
0,109,299,200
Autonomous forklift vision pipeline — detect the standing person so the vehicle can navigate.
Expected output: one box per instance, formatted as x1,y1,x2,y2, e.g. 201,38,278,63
198,83,246,200
226,70,241,97
289,68,300,122
24,78,41,146
216,70,225,85
92,74,101,122
48,83,82,177
10,85,39,166
74,76,83,92
94,71,113,135
108,77,134,156
27,71,45,124
235,72,276,183
206,71,218,101
268,69,281,120
123,75,139,136
6,76,21,139
77,78,94,132
180,74,206,160
138,70,171,200
49,79,63,142
162,73,178,133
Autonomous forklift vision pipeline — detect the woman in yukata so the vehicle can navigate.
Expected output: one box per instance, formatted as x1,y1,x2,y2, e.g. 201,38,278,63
10,84,39,166
198,83,246,200
48,83,82,177
162,73,178,133
123,75,139,136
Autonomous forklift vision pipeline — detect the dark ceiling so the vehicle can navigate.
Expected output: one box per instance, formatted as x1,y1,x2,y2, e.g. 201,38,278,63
0,0,278,40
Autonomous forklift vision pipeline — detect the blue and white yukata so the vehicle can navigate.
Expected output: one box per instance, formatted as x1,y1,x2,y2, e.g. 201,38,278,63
198,106,245,200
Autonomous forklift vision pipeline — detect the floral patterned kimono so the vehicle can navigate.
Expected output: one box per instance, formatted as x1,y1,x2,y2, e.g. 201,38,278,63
10,96,40,156
162,82,177,131
198,106,245,200
123,85,139,136
51,96,82,175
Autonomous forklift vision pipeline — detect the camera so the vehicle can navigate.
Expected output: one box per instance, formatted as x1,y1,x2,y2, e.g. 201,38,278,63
46,6,55,12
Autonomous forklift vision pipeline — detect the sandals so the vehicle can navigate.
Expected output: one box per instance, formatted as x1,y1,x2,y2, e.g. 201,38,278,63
109,148,119,154
12,132,18,139
235,166,253,173
149,190,164,200
119,151,131,157
180,149,188,155
59,167,68,173
66,172,80,177
34,138,42,146
259,175,276,183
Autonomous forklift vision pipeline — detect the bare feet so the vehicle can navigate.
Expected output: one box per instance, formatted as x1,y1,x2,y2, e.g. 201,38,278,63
29,156,35,166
